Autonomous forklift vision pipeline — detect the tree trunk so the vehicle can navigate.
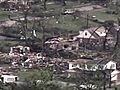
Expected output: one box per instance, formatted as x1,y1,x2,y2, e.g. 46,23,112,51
103,27,111,50
43,0,47,10
114,30,119,50
109,70,112,88
78,0,80,4
61,0,66,6
88,26,102,44
103,71,106,90
23,10,29,45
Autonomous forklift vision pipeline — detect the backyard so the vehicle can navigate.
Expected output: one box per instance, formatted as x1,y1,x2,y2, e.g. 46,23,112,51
89,9,118,22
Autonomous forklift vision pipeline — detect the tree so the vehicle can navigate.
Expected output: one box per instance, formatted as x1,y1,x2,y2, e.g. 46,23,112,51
8,4,31,45
102,20,114,50
18,70,62,90
43,0,48,10
114,18,120,50
61,0,66,6
59,69,106,90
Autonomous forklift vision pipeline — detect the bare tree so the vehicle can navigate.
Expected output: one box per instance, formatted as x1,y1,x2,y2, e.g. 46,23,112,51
114,18,120,50
88,25,103,43
8,3,31,46
43,0,48,10
61,0,66,6
102,20,114,50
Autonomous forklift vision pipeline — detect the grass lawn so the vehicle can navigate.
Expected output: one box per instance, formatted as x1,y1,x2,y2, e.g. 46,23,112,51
0,40,24,52
0,11,9,20
47,1,79,10
46,2,97,31
16,70,36,81
16,70,47,81
2,40,20,45
0,10,22,21
47,15,98,32
89,9,118,21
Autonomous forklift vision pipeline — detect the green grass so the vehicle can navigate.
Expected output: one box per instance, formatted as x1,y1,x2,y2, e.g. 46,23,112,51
0,11,9,20
47,1,79,10
0,40,25,52
89,9,118,21
16,70,45,81
0,10,22,21
16,71,35,81
47,15,98,32
0,40,20,47
2,40,20,45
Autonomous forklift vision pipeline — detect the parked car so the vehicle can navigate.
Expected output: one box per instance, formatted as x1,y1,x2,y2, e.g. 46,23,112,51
61,9,75,15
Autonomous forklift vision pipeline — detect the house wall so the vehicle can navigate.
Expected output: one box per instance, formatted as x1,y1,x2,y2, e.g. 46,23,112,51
96,31,106,37
0,0,5,2
117,73,120,82
69,63,80,70
1,75,18,83
78,30,95,39
111,70,120,81
90,64,99,71
103,61,117,70
8,0,18,3
69,63,88,70
111,73,118,81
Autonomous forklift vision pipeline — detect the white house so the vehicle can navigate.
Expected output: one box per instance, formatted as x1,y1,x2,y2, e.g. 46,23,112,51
9,45,30,56
73,30,96,41
90,60,117,71
103,61,117,70
2,20,17,27
73,27,106,41
1,75,18,83
95,27,106,37
0,0,5,3
73,27,116,49
7,0,32,4
68,59,93,70
68,59,117,72
111,70,120,82
69,62,80,70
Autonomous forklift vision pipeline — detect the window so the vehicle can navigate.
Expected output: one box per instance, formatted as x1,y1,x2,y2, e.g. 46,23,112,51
108,39,110,41
15,77,18,81
1,77,3,82
110,64,115,69
72,46,76,50
64,44,69,48
79,64,85,69
85,32,87,36
72,64,77,67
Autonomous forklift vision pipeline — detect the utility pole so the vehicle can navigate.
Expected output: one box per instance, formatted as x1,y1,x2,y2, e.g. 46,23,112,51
86,12,89,28
41,21,45,59
23,9,29,45
102,70,106,90
41,17,48,60
114,26,119,50
109,69,112,88
8,6,30,45
116,0,119,14
114,9,120,49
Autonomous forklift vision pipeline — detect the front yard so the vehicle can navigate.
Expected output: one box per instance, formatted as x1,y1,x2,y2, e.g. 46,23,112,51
89,9,118,22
